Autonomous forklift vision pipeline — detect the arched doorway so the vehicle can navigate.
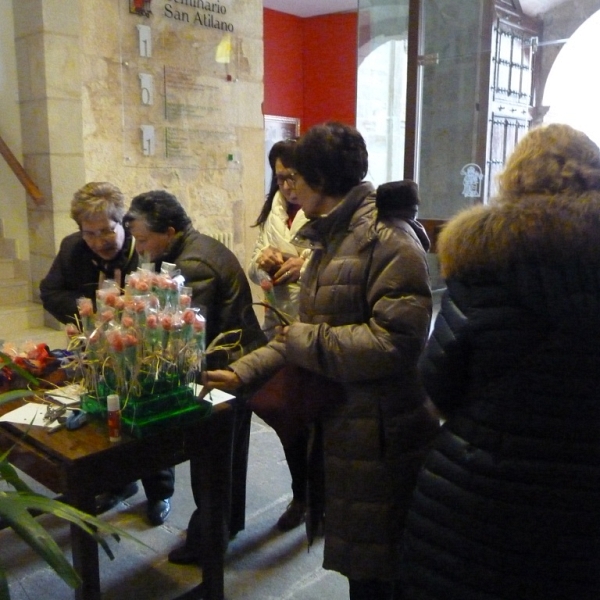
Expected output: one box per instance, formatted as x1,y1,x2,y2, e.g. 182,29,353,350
543,9,600,147
356,39,408,186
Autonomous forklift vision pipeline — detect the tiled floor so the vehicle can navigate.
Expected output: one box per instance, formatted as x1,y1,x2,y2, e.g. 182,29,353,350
0,414,348,600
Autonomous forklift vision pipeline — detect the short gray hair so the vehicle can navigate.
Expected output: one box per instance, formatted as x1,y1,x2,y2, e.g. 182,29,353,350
70,182,126,226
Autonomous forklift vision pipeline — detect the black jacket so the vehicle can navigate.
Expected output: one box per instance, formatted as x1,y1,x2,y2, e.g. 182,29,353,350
39,231,138,325
155,225,266,368
402,193,600,600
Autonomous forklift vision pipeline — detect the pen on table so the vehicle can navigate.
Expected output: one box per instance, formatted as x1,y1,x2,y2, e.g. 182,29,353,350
197,386,214,402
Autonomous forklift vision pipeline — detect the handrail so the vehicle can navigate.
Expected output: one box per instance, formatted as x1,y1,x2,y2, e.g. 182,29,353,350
0,133,44,204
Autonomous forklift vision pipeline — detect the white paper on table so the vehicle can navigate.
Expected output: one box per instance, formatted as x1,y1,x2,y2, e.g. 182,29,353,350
188,383,235,406
0,403,74,431
45,383,85,406
0,403,49,427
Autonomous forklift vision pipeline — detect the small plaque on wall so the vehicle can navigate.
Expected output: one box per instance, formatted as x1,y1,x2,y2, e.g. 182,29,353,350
130,0,152,17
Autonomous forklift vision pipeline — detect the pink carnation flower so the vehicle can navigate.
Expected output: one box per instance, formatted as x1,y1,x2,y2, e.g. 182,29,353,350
66,323,80,338
180,294,192,308
260,278,273,292
161,314,173,331
77,297,94,317
182,309,196,324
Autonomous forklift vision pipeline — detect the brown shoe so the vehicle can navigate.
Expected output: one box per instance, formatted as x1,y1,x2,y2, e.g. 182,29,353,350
276,499,306,532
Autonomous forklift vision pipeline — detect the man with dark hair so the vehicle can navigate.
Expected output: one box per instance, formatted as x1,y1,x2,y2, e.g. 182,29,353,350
40,181,175,526
124,190,267,564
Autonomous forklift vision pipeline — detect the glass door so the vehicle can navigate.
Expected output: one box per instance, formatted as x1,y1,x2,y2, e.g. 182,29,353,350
414,0,494,219
356,0,540,219
414,0,540,218
356,0,411,186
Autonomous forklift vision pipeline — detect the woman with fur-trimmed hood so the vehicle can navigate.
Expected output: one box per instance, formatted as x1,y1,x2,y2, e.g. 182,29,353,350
400,123,600,600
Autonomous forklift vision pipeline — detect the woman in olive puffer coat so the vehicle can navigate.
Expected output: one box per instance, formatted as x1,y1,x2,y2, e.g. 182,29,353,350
401,123,600,600
202,122,440,600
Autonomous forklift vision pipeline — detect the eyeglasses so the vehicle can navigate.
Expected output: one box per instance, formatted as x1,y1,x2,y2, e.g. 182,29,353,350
275,172,297,188
81,224,120,241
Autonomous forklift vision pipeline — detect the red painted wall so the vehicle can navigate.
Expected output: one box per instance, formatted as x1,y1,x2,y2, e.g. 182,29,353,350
263,9,304,122
263,9,357,133
302,13,357,131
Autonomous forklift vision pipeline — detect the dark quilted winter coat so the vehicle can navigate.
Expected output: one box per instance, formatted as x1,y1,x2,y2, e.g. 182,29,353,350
401,192,600,600
154,225,266,366
233,182,440,580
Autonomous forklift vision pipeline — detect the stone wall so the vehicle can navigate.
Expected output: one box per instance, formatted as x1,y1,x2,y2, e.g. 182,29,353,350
10,0,264,313
0,0,29,275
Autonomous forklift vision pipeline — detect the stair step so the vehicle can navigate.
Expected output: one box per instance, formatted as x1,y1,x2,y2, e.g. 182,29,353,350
0,238,16,259
0,259,16,280
0,303,48,339
0,279,29,305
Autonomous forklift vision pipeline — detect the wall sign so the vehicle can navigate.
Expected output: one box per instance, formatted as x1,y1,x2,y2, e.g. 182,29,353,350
130,0,152,17
124,1,239,166
136,24,152,57
141,125,156,156
460,163,484,198
163,1,234,31
139,73,154,105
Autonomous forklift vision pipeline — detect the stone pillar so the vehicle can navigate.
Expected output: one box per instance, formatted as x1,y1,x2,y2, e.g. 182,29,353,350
13,0,84,316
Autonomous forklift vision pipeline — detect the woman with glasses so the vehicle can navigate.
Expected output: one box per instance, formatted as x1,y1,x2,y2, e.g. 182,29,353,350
39,181,174,527
40,181,136,325
200,122,440,600
249,139,309,336
247,138,311,531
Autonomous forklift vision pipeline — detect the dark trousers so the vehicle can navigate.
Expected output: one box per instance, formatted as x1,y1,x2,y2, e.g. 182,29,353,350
306,421,326,542
348,578,402,600
111,468,174,502
141,468,175,502
284,427,309,501
185,401,252,547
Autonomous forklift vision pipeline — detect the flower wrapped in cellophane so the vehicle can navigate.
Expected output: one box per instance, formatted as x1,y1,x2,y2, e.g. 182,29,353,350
65,269,215,409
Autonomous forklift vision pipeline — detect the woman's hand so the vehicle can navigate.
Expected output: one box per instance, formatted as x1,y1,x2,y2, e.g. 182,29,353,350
257,246,284,274
197,369,242,400
274,325,290,343
273,256,305,285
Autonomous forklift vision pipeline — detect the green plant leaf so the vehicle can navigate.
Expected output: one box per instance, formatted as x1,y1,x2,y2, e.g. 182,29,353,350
0,458,35,493
0,490,150,595
0,492,82,589
0,390,36,406
0,563,9,600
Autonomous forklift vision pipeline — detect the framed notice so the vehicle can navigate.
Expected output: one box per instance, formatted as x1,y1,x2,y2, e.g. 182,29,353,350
264,115,300,194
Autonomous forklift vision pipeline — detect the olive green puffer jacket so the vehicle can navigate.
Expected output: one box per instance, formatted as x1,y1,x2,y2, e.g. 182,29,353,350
233,182,440,580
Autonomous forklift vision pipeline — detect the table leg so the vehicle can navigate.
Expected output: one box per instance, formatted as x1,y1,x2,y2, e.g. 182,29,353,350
198,406,235,600
68,488,101,600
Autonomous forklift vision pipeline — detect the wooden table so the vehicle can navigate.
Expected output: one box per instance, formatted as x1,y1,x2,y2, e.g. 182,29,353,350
0,398,234,600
